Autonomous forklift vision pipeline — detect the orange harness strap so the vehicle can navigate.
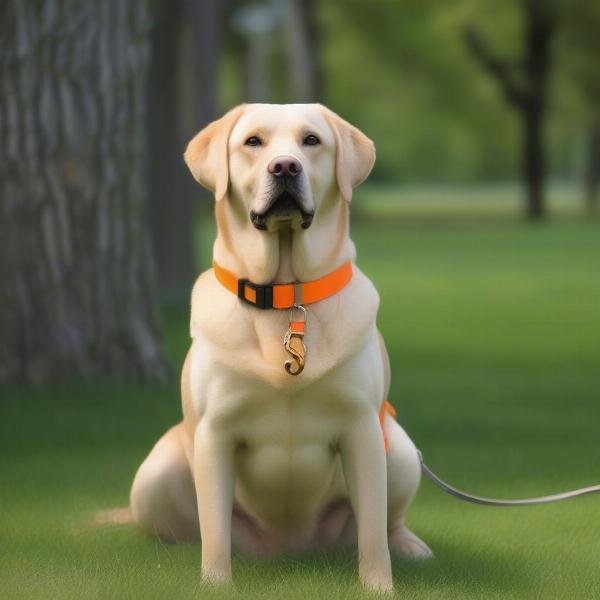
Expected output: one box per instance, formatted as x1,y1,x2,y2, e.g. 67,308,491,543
379,400,397,454
213,260,353,310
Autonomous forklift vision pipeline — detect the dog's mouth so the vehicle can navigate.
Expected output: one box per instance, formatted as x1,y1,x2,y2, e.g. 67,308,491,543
250,192,314,231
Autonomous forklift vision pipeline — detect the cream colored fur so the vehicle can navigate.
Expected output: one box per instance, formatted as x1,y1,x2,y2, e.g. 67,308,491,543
129,103,431,594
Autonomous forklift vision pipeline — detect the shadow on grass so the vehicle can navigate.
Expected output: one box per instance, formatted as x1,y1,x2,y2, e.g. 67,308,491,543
57,521,532,599
156,538,530,599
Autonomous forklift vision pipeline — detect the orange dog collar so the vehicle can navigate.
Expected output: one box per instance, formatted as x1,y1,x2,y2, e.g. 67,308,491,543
213,260,353,310
213,260,352,376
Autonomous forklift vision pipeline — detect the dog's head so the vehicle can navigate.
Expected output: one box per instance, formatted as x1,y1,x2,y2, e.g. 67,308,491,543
184,104,375,232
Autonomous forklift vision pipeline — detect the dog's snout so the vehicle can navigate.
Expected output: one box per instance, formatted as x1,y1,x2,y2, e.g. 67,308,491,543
267,156,302,178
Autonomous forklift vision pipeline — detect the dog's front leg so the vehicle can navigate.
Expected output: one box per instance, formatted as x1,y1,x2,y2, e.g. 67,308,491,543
340,411,393,593
193,421,235,584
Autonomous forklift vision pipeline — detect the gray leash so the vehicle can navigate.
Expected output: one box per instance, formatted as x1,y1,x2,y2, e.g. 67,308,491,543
417,450,600,506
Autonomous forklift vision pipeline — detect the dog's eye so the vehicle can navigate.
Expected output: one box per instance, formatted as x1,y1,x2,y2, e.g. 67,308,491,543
303,134,320,146
244,136,262,147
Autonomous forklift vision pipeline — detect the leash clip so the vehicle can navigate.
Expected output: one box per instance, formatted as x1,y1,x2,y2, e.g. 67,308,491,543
283,304,307,376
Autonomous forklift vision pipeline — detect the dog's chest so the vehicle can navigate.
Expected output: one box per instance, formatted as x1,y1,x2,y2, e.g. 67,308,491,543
189,337,382,505
234,385,342,500
189,266,381,389
187,267,384,517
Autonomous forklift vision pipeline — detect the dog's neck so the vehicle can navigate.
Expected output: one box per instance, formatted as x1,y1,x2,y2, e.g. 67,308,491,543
212,194,356,284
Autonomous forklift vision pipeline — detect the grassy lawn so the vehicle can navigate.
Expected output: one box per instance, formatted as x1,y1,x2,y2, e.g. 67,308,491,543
2,186,600,599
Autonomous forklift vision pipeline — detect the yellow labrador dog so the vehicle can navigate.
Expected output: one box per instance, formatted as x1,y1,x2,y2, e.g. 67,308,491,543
130,103,431,592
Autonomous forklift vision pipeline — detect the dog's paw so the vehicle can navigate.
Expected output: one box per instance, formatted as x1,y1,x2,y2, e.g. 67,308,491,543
360,566,394,594
361,576,394,595
389,525,433,560
359,547,393,594
201,565,232,586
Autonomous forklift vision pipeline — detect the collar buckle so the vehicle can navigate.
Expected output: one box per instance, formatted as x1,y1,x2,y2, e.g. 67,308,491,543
237,279,274,309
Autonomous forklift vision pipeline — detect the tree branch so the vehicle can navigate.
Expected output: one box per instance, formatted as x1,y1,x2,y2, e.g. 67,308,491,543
463,27,529,109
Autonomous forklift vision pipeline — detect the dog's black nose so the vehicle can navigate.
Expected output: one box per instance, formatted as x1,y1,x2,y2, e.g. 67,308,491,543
267,156,302,178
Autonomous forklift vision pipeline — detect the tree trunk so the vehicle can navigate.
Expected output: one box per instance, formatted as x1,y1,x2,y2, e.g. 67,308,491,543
584,121,600,214
148,0,223,301
243,34,272,102
523,107,545,220
148,0,194,302
463,0,555,221
284,0,323,102
521,0,552,221
189,0,222,128
0,0,170,387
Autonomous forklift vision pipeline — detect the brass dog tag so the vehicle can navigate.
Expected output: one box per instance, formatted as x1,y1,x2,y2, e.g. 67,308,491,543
284,305,307,376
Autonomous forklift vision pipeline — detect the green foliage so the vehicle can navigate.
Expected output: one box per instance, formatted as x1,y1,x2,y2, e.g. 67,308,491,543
557,0,600,113
317,0,529,182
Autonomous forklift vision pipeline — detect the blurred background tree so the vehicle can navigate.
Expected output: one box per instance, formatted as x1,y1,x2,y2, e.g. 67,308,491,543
559,0,600,214
148,0,223,301
463,0,557,221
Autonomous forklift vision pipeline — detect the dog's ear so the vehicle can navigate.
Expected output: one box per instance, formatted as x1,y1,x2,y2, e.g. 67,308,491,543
319,106,375,202
184,104,246,202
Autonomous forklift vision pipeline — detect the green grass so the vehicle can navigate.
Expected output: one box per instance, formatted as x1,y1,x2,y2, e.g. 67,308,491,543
356,181,587,223
2,187,600,599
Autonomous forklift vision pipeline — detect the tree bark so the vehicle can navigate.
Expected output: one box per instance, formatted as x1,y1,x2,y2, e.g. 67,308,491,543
0,0,170,387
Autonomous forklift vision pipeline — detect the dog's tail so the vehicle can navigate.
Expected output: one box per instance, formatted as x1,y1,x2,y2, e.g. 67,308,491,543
73,506,134,536
95,506,134,526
